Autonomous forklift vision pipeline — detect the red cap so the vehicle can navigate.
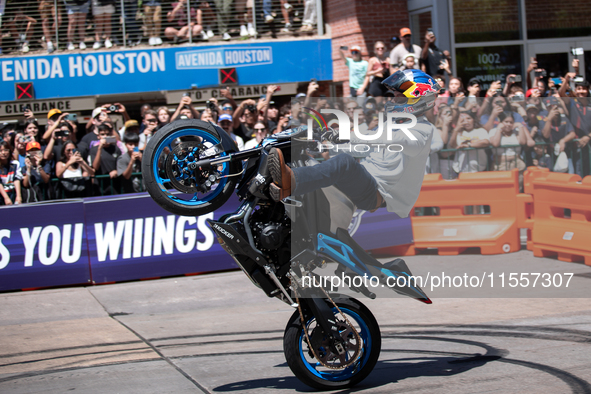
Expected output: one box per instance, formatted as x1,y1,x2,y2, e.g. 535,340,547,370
26,141,41,151
400,27,412,36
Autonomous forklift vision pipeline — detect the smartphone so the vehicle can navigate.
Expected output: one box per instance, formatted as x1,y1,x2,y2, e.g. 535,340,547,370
340,46,348,50
310,78,317,83
510,94,525,103
573,75,585,83
105,136,117,144
571,47,584,56
551,77,562,86
24,105,31,111
534,70,547,78
275,85,281,91
427,28,434,35
509,75,522,83
133,146,139,153
72,149,78,154
66,113,77,122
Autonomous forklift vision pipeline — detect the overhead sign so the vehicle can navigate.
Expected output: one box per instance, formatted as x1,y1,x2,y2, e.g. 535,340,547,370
15,82,34,99
175,46,272,69
167,83,298,104
219,67,237,84
0,97,96,117
0,40,332,101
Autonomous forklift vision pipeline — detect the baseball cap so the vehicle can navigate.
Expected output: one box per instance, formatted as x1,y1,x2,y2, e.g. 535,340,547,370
125,119,139,128
404,53,417,60
295,93,307,99
526,104,539,112
92,107,105,119
400,27,412,36
218,113,232,122
468,77,481,87
26,141,41,151
47,109,62,119
351,45,361,52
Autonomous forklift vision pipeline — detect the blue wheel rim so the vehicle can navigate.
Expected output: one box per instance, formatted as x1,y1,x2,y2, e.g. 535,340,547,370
298,307,372,381
152,128,230,207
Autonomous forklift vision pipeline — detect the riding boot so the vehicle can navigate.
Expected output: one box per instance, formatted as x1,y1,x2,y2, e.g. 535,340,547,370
268,147,293,201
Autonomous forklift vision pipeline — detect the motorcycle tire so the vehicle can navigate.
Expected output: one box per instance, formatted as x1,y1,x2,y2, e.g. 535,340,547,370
142,119,241,217
283,297,381,390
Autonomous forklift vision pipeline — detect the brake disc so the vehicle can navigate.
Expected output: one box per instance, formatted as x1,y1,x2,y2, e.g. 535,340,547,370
165,140,210,194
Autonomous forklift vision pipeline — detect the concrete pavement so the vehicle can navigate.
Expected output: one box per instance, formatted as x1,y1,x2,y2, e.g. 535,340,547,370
1,250,591,393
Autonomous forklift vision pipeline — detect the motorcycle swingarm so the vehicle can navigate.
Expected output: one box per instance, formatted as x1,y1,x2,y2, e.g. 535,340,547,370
317,228,431,304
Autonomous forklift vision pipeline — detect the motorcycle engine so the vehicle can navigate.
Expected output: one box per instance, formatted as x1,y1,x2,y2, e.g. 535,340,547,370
253,222,288,250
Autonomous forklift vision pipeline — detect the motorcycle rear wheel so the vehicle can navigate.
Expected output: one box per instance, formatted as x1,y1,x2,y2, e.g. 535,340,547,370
142,119,241,217
283,297,381,390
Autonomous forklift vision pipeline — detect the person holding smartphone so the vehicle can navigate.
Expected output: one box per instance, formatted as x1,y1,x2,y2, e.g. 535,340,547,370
117,132,144,193
90,122,125,195
56,141,95,198
338,45,369,98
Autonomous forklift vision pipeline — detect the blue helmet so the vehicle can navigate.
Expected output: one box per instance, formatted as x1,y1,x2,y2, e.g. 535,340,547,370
382,69,441,116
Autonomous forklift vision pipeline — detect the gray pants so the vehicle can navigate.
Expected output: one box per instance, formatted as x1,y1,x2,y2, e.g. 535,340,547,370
214,0,233,34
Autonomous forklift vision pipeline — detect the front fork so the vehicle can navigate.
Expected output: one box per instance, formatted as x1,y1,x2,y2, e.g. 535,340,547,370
298,292,348,356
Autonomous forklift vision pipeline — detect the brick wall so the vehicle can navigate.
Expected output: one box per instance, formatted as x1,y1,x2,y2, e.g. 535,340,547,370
525,0,591,30
324,0,409,93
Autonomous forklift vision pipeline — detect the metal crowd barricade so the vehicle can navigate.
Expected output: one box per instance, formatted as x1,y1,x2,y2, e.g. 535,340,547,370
0,0,322,54
431,141,591,180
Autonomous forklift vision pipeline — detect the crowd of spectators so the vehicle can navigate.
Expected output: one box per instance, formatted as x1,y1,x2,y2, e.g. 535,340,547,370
0,83,292,204
1,39,590,205
0,0,317,54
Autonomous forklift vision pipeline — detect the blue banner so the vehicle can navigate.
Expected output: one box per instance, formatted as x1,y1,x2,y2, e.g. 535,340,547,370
85,193,239,284
0,40,333,101
0,191,411,291
0,200,91,291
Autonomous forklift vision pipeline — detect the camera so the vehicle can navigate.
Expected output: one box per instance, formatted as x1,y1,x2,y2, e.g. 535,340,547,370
55,130,70,137
509,75,522,83
245,104,257,114
340,45,348,50
24,105,31,111
108,105,118,112
573,75,585,84
534,70,547,78
105,136,117,144
509,94,525,103
206,100,216,110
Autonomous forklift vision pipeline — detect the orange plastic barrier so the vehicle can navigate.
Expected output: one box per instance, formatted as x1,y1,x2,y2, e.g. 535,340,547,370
382,169,523,256
527,173,591,266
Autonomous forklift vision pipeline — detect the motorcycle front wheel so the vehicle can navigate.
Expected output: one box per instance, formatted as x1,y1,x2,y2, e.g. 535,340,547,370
142,119,241,217
283,297,381,390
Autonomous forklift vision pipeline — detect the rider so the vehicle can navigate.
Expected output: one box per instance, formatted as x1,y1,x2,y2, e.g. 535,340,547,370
268,69,440,218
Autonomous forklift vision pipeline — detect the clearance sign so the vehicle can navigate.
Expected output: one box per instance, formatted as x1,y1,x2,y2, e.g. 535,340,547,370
0,40,332,101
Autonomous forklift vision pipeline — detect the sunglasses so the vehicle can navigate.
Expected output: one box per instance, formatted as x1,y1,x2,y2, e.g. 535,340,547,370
403,34,411,38
254,128,266,131
222,106,233,110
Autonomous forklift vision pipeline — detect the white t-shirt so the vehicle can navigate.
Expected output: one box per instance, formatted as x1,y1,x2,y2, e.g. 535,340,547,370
489,127,521,161
243,138,261,150
455,127,489,172
350,116,434,218
390,43,422,69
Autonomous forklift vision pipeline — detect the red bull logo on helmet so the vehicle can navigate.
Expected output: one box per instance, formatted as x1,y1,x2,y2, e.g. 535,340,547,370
409,79,437,97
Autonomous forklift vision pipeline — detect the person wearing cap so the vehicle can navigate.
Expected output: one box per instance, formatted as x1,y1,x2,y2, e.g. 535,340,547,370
338,44,369,98
78,107,107,160
0,140,22,205
400,53,417,71
421,28,449,78
218,113,244,150
90,122,126,194
389,27,421,74
21,141,51,202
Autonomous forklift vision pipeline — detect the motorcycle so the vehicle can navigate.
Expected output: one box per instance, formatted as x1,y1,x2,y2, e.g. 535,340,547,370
142,119,431,390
